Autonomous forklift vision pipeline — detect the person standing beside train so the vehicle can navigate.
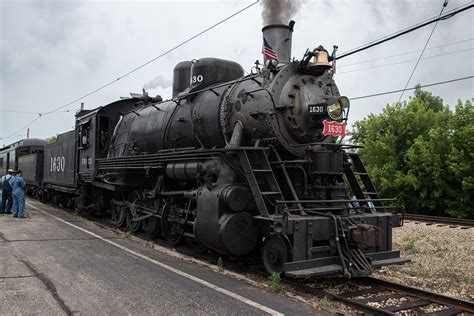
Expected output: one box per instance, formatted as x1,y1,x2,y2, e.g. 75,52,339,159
0,169,15,214
11,170,26,218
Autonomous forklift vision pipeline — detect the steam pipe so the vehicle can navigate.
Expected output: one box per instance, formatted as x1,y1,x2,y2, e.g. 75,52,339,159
227,121,243,148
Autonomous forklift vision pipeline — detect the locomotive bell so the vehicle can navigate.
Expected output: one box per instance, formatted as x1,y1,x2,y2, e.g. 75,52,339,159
309,49,332,70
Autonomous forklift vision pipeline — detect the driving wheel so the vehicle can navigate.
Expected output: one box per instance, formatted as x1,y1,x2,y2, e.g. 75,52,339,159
111,194,126,227
125,191,142,233
160,202,183,245
142,200,161,238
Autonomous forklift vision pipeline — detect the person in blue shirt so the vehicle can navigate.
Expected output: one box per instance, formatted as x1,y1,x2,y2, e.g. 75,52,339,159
0,169,15,214
12,170,26,218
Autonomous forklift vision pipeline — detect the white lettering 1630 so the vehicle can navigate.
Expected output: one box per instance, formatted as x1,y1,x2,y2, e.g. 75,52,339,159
50,156,66,172
308,105,324,114
328,125,343,134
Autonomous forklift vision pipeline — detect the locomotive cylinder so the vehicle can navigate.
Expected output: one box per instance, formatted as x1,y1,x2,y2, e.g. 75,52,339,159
220,185,251,212
194,185,258,257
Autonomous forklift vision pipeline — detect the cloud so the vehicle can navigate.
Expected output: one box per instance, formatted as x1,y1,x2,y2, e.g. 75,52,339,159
143,75,173,91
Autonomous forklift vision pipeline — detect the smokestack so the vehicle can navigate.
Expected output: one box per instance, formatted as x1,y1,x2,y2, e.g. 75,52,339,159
80,102,84,111
27,128,29,139
262,20,295,63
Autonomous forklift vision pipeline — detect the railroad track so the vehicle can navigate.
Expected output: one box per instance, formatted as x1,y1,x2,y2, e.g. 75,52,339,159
287,277,474,315
404,214,474,228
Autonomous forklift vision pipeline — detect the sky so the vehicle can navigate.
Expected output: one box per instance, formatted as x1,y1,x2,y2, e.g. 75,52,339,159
0,0,472,146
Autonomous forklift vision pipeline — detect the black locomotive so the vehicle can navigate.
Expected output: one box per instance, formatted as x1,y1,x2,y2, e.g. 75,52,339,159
3,21,408,278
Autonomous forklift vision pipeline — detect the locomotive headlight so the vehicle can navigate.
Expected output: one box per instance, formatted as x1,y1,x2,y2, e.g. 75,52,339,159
327,96,350,120
327,103,342,119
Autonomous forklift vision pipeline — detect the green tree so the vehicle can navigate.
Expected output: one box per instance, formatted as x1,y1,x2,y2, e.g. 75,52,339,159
46,135,57,143
351,86,473,218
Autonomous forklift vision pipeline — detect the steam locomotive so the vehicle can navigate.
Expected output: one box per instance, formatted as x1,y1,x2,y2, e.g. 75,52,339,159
2,21,408,278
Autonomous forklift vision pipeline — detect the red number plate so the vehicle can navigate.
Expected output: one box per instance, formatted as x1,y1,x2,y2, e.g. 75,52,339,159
323,120,346,137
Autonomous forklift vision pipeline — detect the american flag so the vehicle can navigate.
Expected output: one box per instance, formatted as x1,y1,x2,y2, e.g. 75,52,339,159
262,38,278,60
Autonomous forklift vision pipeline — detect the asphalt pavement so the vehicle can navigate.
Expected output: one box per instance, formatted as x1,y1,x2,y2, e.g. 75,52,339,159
0,198,324,315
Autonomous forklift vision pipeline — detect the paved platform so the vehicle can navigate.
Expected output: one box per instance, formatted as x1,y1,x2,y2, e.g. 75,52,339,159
0,198,324,315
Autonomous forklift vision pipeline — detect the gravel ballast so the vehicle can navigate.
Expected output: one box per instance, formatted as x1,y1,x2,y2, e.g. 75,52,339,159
375,221,474,301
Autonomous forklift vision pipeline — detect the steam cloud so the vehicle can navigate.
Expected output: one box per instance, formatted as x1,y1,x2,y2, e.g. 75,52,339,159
143,75,172,90
201,159,236,184
260,0,303,25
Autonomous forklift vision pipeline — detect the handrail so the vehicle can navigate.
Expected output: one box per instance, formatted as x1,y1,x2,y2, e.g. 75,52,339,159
275,198,396,204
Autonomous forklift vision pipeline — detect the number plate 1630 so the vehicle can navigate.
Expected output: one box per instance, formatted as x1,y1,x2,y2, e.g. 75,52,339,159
323,120,346,137
308,104,325,114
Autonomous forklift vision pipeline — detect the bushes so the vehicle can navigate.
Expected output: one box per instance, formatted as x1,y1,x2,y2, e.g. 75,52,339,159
351,86,473,218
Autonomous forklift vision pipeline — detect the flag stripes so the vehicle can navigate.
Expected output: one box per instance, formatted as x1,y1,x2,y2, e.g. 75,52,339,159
262,38,278,60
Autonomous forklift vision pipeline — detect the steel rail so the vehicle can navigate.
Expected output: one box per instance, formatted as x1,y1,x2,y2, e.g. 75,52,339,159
359,277,474,313
286,276,474,315
404,214,474,227
284,279,396,315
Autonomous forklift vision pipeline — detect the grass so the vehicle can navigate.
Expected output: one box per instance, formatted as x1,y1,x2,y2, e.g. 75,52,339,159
317,296,332,310
403,237,417,254
217,257,224,272
269,272,281,292
122,230,132,239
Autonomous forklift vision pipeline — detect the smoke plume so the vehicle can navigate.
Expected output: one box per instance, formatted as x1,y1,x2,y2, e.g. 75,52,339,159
143,75,172,90
201,159,236,184
260,0,303,25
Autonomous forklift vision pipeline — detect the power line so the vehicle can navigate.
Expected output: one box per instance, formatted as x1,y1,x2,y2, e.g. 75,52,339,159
350,75,473,100
337,2,473,60
43,0,258,116
337,38,473,69
5,76,470,139
337,47,473,75
0,116,42,140
0,109,71,115
0,0,259,141
5,38,470,116
2,2,472,141
0,110,41,115
5,42,472,118
398,0,449,102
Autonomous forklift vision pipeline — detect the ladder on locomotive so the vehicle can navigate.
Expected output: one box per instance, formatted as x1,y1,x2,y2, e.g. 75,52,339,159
344,152,384,210
238,148,289,217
